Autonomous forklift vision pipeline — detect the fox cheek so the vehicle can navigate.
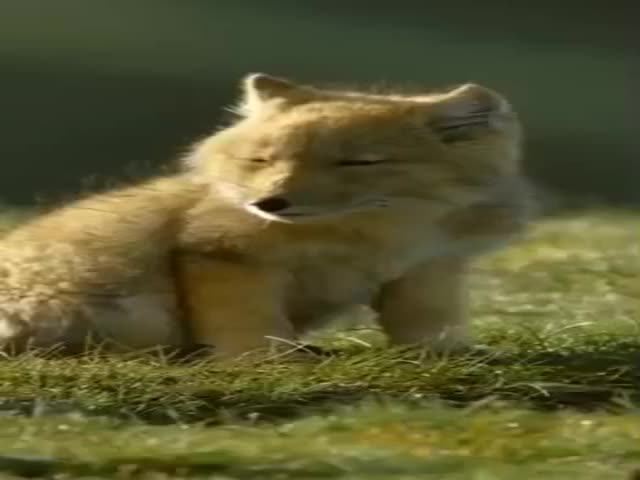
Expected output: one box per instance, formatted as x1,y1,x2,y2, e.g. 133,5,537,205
213,181,248,204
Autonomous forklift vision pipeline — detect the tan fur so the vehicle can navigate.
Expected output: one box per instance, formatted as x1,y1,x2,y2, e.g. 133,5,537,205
0,73,533,357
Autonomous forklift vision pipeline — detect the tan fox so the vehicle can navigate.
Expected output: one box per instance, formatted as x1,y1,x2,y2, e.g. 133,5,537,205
0,73,533,357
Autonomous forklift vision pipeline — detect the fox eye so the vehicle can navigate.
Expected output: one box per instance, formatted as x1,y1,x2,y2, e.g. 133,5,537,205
336,159,387,167
248,157,268,164
431,109,493,144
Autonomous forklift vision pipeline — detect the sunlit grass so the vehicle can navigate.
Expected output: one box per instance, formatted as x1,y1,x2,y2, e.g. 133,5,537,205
0,208,638,478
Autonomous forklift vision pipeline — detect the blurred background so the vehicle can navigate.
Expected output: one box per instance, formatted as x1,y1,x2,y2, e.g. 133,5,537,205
1,0,636,207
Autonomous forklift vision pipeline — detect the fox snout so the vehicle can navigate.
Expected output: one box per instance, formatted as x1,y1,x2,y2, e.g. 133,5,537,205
245,193,391,223
250,196,291,213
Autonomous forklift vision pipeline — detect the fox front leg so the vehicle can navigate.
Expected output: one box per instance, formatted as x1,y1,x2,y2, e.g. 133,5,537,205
175,253,296,359
375,256,471,353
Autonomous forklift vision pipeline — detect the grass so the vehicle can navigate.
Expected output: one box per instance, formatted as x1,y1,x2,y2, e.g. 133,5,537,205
0,209,638,479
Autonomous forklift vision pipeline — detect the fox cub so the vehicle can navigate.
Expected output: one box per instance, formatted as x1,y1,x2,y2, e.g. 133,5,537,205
0,73,533,357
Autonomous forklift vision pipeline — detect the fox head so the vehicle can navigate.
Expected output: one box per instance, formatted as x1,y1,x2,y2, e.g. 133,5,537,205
185,73,522,223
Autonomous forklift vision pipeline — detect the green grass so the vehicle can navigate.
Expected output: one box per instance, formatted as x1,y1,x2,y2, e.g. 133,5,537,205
0,210,639,479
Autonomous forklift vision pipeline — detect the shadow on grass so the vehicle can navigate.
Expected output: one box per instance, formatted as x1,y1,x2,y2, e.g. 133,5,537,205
0,452,384,479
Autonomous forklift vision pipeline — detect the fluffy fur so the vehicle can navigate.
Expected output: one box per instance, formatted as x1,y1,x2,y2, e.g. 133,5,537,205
0,73,534,357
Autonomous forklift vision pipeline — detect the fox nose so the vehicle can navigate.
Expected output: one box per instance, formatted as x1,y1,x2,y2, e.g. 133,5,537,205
251,196,291,213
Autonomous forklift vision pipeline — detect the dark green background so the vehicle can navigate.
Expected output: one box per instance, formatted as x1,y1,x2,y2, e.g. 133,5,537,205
1,1,636,205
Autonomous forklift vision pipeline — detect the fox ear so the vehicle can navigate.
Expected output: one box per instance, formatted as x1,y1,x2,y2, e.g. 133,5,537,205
237,73,315,116
428,83,514,143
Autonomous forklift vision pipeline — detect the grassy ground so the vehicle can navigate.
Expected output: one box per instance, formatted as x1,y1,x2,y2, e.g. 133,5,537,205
0,210,638,479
